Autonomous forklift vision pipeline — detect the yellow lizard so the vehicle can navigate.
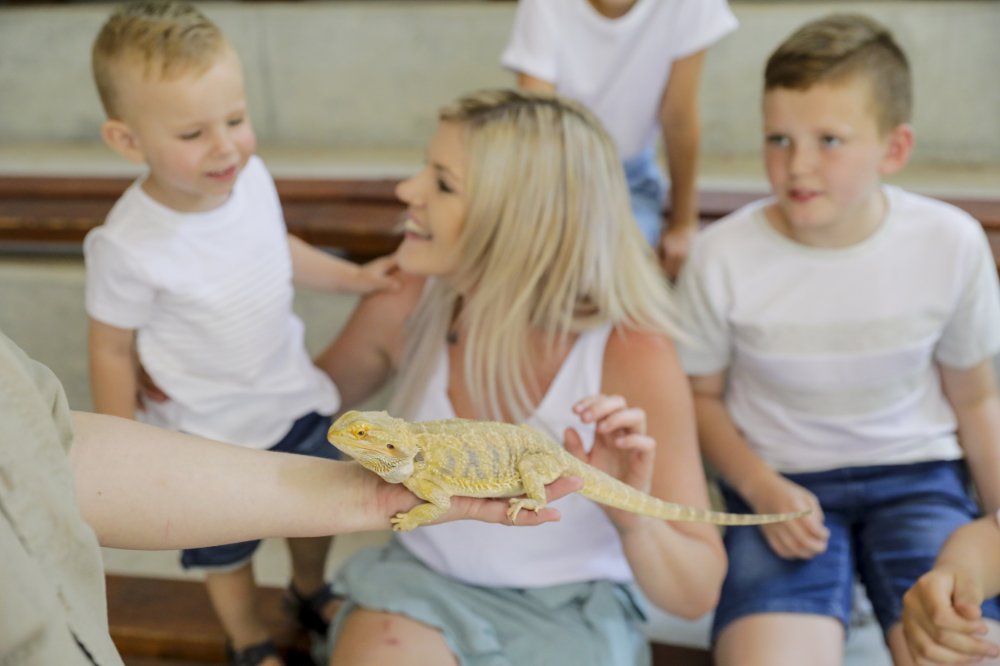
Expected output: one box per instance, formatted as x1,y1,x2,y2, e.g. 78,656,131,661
328,410,809,531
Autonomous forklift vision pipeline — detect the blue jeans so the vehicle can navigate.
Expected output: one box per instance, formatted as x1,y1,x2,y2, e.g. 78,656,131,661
711,460,1000,642
623,146,667,247
181,411,339,570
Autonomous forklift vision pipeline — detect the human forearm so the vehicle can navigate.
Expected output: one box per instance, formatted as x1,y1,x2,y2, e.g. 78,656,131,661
620,519,725,617
89,349,138,419
943,360,1000,513
955,394,1000,513
936,516,1000,600
288,233,359,292
70,412,386,548
662,124,699,231
694,393,774,500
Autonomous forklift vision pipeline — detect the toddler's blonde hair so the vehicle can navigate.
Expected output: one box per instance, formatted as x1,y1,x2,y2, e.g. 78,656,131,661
92,0,226,118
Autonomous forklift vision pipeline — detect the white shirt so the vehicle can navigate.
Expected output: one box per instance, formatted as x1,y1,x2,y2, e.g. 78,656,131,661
398,324,635,588
501,0,737,160
678,186,1000,473
84,156,338,448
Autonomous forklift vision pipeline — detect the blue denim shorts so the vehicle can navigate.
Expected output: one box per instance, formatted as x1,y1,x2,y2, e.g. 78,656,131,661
622,146,667,248
711,460,1000,642
181,411,340,570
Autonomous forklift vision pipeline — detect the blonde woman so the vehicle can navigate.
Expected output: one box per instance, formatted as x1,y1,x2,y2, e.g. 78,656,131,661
316,89,725,666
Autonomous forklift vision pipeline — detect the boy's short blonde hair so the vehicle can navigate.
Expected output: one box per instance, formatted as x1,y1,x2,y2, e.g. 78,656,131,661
765,14,911,133
92,0,226,118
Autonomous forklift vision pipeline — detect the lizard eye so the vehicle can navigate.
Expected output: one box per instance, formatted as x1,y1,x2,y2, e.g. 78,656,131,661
386,444,395,450
353,426,368,438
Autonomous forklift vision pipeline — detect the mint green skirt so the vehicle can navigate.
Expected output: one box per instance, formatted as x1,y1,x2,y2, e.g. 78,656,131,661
327,537,650,666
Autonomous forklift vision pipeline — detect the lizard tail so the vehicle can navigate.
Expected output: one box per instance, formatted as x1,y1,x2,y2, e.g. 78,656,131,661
571,459,809,526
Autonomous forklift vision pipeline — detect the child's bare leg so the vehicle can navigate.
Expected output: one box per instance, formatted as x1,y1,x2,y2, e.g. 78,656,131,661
204,562,281,665
714,613,843,666
329,608,458,666
286,535,338,622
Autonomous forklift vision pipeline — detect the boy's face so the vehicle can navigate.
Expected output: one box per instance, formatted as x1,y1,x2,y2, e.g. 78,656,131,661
762,75,911,247
105,46,256,213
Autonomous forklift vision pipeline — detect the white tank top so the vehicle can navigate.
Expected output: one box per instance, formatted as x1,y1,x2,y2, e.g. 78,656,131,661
398,323,635,587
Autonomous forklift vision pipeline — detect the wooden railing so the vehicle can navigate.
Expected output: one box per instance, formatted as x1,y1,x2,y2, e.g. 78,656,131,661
2,176,998,266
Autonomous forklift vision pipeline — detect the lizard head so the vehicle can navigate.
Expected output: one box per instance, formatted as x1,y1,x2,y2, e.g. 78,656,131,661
327,410,419,483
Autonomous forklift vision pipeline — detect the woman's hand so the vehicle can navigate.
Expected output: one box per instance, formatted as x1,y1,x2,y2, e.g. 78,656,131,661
564,393,656,531
375,472,582,527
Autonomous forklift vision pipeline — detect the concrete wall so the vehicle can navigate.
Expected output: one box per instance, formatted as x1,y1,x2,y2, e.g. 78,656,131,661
0,257,362,411
0,1,998,169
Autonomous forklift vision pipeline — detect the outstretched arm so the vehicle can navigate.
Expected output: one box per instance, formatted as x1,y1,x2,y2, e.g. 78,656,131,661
288,234,398,295
903,515,1000,663
657,49,706,280
70,411,577,550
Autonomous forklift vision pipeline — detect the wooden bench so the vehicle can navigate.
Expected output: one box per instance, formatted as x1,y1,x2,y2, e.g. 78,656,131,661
3,175,998,266
107,574,712,665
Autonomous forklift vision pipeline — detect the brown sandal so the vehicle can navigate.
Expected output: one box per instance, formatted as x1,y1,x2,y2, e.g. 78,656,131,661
225,639,280,666
283,582,339,637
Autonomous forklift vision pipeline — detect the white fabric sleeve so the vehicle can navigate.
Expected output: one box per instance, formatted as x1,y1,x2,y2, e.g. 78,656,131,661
83,230,155,330
669,0,739,59
936,225,1000,369
500,0,559,82
675,238,732,375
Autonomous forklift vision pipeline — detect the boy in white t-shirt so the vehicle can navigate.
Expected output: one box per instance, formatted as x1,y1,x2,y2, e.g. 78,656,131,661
677,14,1000,666
85,3,396,664
501,0,737,278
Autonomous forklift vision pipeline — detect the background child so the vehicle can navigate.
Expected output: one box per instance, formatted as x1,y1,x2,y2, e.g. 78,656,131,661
315,89,725,666
677,14,1000,666
500,0,737,278
903,515,1000,664
85,2,395,664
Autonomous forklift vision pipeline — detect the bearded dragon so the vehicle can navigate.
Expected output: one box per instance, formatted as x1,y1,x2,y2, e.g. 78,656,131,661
328,410,809,531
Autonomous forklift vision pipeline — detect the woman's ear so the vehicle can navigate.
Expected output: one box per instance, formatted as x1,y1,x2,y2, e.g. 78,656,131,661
879,122,915,176
100,119,145,164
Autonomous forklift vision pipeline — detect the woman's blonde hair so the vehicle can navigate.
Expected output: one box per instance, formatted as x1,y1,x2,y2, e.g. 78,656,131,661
391,89,682,422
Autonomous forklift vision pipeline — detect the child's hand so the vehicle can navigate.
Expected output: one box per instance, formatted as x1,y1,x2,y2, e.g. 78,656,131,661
135,360,170,408
352,254,400,294
902,565,999,664
658,223,697,281
743,472,828,559
564,393,656,532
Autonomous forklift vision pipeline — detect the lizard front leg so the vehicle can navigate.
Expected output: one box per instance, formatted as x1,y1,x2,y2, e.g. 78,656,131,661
393,478,451,531
508,454,564,524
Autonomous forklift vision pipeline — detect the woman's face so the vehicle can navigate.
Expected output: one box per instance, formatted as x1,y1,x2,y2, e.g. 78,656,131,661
395,121,468,277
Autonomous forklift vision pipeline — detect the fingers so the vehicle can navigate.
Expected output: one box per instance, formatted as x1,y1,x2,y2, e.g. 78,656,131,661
761,499,828,559
903,577,999,665
544,476,583,503
564,428,587,461
762,517,829,559
362,254,401,291
573,394,646,436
